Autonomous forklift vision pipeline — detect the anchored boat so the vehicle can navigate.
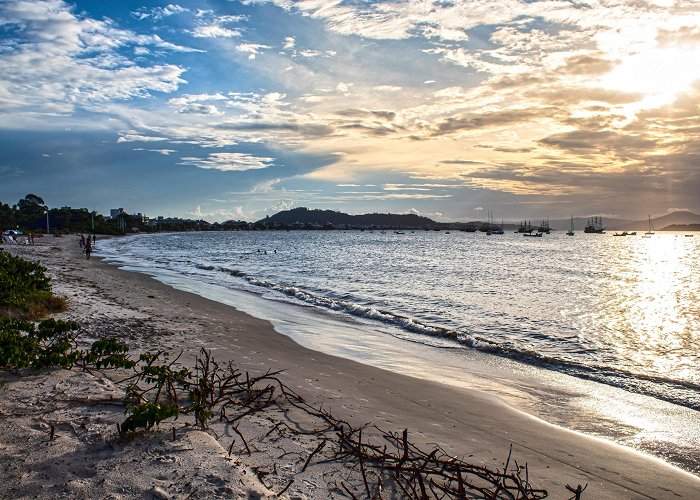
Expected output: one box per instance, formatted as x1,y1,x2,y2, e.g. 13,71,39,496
584,216,606,234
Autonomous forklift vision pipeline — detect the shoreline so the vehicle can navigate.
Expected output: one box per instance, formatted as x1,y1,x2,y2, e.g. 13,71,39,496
98,232,700,476
3,236,700,498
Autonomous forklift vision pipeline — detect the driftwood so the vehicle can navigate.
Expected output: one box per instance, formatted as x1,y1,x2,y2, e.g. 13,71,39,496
126,349,586,499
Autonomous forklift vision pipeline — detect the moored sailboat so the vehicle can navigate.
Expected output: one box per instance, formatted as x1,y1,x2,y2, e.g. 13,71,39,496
584,216,606,233
645,215,655,236
566,216,575,236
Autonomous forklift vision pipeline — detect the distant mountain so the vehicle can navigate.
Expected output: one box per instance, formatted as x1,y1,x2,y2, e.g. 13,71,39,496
257,207,438,228
661,224,700,232
546,211,700,231
607,211,700,231
257,208,700,231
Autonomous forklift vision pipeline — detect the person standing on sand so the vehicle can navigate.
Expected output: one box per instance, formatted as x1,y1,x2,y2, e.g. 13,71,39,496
80,233,85,249
92,233,96,245
85,236,92,260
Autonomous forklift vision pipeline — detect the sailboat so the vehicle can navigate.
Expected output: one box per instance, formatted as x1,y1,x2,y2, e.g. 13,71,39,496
566,216,575,236
644,215,655,236
584,216,606,233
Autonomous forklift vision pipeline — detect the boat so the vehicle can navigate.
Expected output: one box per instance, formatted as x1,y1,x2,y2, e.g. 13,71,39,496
566,216,575,236
460,222,478,232
394,231,405,234
685,234,694,237
645,215,655,236
486,213,504,235
524,232,543,237
537,219,551,234
613,231,629,237
515,220,534,234
584,216,606,233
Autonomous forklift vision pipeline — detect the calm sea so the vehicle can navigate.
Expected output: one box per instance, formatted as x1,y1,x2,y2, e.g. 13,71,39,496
97,230,700,470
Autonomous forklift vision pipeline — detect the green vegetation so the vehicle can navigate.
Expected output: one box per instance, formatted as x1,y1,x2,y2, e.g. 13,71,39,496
0,318,134,371
0,250,67,319
0,194,151,235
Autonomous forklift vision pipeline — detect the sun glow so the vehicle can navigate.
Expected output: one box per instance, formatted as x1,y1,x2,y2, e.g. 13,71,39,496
601,48,700,107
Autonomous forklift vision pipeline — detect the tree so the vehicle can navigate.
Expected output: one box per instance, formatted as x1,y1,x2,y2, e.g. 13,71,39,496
17,194,46,217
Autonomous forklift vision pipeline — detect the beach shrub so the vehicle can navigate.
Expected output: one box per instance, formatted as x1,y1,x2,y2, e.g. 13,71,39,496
0,317,81,369
0,317,134,371
0,251,67,319
118,401,179,434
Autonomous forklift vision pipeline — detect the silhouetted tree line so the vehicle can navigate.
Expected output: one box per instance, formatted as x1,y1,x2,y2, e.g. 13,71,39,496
0,194,149,235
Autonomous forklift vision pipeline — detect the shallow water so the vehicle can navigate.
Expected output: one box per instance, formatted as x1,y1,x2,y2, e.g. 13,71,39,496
97,230,700,473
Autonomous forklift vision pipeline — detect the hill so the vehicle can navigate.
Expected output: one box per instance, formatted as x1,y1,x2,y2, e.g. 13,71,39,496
257,207,438,229
660,224,700,232
607,211,700,231
547,211,700,231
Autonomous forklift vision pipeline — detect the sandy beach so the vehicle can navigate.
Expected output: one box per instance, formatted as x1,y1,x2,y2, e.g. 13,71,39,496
2,235,699,499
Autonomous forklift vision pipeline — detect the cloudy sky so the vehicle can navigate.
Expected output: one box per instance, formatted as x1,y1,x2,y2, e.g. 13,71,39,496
1,0,699,222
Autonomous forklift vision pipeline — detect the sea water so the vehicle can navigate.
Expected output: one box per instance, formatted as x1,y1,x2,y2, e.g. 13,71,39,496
97,230,700,473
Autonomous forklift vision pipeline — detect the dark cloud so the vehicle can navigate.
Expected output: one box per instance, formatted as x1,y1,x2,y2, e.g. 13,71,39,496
488,74,546,89
439,159,485,165
557,53,618,76
529,87,643,105
562,114,628,130
335,109,396,121
214,122,335,138
337,123,396,136
177,104,220,114
475,144,533,153
433,109,548,136
538,129,656,153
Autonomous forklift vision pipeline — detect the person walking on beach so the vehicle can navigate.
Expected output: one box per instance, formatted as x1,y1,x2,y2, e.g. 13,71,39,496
80,233,85,249
92,233,96,245
85,236,92,260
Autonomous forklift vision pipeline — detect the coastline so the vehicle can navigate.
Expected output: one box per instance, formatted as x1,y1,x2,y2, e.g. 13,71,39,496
2,235,699,498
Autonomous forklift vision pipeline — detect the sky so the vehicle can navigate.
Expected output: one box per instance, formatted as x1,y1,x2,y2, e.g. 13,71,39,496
1,0,700,223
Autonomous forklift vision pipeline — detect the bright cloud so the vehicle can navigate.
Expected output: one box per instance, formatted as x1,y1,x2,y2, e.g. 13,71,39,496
180,152,275,171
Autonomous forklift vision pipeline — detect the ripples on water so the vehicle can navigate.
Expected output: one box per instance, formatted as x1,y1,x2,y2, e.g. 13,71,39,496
100,231,700,411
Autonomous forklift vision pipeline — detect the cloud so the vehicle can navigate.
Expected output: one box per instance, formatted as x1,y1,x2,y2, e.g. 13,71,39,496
282,36,296,50
557,53,618,76
336,82,354,94
0,0,190,122
538,130,657,153
186,204,255,222
133,148,177,155
190,25,241,38
117,133,169,143
188,13,245,38
657,26,700,48
433,109,548,136
373,85,402,92
236,43,272,55
132,4,188,21
176,104,222,115
179,152,275,171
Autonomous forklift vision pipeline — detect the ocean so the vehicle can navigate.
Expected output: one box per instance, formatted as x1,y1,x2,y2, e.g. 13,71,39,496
97,230,700,473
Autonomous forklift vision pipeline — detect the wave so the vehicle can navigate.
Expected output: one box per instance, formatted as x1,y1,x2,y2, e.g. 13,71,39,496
208,266,700,411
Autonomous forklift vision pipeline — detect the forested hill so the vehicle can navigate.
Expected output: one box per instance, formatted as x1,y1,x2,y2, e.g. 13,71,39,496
257,207,438,228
